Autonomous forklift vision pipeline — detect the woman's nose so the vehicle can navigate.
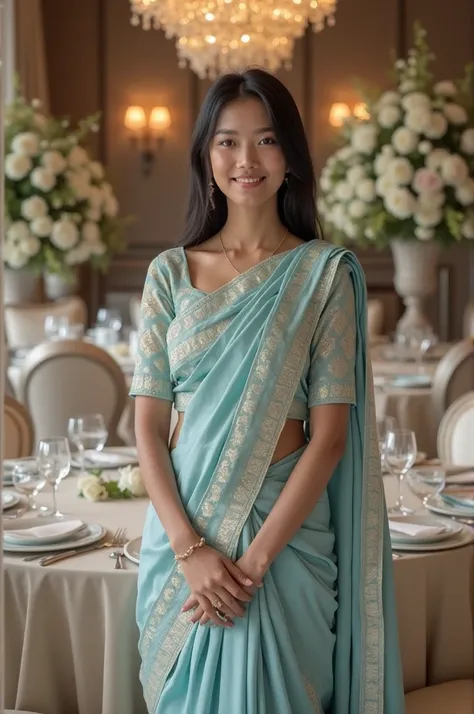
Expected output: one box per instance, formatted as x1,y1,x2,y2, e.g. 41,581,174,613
235,143,259,169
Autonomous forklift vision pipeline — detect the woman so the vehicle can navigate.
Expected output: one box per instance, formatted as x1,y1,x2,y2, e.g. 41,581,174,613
131,68,405,714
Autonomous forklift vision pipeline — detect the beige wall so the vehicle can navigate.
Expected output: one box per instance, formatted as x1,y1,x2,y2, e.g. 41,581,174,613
42,0,474,337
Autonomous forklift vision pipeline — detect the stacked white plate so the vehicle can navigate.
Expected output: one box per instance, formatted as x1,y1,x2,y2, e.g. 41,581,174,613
124,536,142,564
73,447,138,471
2,490,21,511
3,517,106,553
389,514,473,552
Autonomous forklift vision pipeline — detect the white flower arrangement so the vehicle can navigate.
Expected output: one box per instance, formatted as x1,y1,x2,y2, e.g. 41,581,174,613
318,23,474,247
3,84,129,277
78,465,148,502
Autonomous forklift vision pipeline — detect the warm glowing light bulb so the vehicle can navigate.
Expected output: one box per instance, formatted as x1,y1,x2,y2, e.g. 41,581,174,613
329,102,351,128
124,106,146,131
148,106,171,134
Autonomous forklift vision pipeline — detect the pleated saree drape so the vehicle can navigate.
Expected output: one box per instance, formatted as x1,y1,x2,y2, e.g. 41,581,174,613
132,240,405,714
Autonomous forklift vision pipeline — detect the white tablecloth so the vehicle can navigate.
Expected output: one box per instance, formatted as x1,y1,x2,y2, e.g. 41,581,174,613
4,475,474,713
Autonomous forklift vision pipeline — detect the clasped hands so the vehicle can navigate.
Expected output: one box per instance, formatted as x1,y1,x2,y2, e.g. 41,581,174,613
180,545,266,628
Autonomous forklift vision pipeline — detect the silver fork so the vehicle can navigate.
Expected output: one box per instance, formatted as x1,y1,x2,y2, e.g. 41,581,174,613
110,528,128,570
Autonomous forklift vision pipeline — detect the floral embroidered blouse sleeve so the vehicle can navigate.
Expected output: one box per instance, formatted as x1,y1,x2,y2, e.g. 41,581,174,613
308,263,357,407
129,257,175,402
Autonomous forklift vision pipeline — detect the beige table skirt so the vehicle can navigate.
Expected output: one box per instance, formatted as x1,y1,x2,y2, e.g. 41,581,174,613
4,476,474,714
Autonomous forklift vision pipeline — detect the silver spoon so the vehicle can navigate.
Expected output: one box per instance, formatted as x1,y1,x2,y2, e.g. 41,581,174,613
110,550,124,569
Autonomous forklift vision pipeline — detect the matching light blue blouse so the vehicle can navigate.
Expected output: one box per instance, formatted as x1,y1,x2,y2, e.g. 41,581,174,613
129,247,356,418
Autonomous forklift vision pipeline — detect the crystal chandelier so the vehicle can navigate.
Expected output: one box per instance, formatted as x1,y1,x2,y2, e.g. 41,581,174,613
130,1,337,79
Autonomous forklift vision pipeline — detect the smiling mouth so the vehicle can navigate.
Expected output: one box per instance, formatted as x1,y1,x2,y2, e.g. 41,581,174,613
232,177,266,187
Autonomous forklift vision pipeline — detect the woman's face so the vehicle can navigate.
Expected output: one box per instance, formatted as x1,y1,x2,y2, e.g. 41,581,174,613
209,97,286,208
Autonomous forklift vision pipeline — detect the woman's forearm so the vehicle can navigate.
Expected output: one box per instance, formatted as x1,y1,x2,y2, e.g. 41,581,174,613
136,430,199,554
246,434,345,570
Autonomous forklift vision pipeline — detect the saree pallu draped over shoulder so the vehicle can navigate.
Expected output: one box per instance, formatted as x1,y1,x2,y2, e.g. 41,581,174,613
134,240,405,714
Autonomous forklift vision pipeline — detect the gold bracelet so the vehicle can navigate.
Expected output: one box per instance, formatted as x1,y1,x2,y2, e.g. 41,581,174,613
174,537,206,562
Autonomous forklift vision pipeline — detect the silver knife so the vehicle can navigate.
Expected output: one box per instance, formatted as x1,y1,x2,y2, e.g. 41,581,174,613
39,542,107,566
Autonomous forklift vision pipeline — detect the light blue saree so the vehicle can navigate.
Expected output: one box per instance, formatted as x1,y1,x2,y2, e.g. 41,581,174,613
130,240,405,714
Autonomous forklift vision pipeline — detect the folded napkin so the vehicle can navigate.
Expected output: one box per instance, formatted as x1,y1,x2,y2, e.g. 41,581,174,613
5,519,84,542
84,450,137,466
389,520,446,538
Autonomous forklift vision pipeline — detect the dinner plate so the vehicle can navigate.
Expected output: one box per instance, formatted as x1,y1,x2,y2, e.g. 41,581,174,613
124,536,142,565
388,375,432,389
2,491,21,511
424,494,474,518
391,523,474,552
4,517,85,546
3,522,106,553
389,514,462,544
440,488,474,509
72,447,138,470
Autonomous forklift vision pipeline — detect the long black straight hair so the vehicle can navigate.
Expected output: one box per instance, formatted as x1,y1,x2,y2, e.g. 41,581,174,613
179,68,321,247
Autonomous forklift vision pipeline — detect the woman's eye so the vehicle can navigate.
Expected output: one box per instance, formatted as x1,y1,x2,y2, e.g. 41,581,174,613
218,139,235,147
259,137,277,145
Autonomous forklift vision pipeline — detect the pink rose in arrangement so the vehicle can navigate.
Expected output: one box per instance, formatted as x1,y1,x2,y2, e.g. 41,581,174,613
412,168,443,194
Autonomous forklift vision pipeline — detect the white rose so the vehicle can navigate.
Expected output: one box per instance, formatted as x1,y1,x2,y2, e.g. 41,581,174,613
425,112,448,139
31,167,56,192
347,199,367,219
401,92,431,112
67,172,90,200
378,105,401,128
375,174,396,197
355,178,376,202
51,219,79,250
335,146,355,161
374,149,393,175
378,91,400,105
68,145,89,168
82,478,108,502
11,132,40,157
399,80,417,94
441,154,469,186
418,192,445,210
346,165,366,186
384,187,416,219
87,207,102,222
82,221,100,242
104,196,118,218
88,241,106,256
412,167,444,194
77,475,99,494
330,203,346,229
414,205,442,227
343,221,358,239
392,127,418,155
334,181,353,202
351,124,377,154
89,161,105,180
415,227,434,240
404,108,431,133
86,185,103,209
21,196,48,220
118,465,147,497
461,213,474,239
65,241,92,265
426,148,450,170
386,157,414,185
460,128,474,155
4,246,29,269
41,150,67,175
433,81,457,97
320,175,332,192
456,179,474,206
418,140,432,155
7,220,30,242
5,153,32,180
22,235,41,257
443,103,468,125
30,216,53,238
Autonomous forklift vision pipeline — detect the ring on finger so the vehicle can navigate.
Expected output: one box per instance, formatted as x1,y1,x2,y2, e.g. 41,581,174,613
214,608,229,622
212,598,224,610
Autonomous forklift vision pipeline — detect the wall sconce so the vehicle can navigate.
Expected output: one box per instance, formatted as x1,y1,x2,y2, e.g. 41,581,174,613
124,105,171,176
329,101,370,127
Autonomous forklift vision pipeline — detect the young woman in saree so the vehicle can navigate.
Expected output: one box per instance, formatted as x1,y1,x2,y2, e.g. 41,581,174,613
131,68,405,714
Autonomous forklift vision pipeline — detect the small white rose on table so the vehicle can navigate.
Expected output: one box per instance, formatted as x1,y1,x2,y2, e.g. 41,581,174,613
77,466,148,502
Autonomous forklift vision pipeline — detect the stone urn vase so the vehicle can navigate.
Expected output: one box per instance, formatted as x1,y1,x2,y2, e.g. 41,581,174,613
390,239,441,336
43,270,78,300
3,267,41,305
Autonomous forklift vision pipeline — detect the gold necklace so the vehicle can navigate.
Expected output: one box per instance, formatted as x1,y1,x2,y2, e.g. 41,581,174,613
219,228,289,276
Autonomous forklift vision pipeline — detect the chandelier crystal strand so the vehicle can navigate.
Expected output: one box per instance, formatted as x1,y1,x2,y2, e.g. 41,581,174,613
130,1,337,79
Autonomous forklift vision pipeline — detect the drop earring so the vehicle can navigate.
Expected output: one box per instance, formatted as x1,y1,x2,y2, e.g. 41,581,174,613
285,172,290,186
209,179,215,210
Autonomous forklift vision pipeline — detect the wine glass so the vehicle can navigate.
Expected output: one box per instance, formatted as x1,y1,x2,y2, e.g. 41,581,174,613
384,429,418,514
44,315,69,341
406,468,446,506
12,462,46,512
408,327,438,374
77,414,108,466
68,417,85,473
377,416,398,471
96,308,122,333
36,437,71,518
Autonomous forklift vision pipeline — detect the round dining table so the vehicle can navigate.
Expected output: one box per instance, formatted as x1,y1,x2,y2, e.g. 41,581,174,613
3,472,474,714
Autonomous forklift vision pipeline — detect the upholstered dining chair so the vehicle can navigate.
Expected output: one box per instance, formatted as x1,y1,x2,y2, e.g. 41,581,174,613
3,395,35,459
5,296,87,349
437,391,474,465
431,338,474,428
18,340,127,445
405,679,474,713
